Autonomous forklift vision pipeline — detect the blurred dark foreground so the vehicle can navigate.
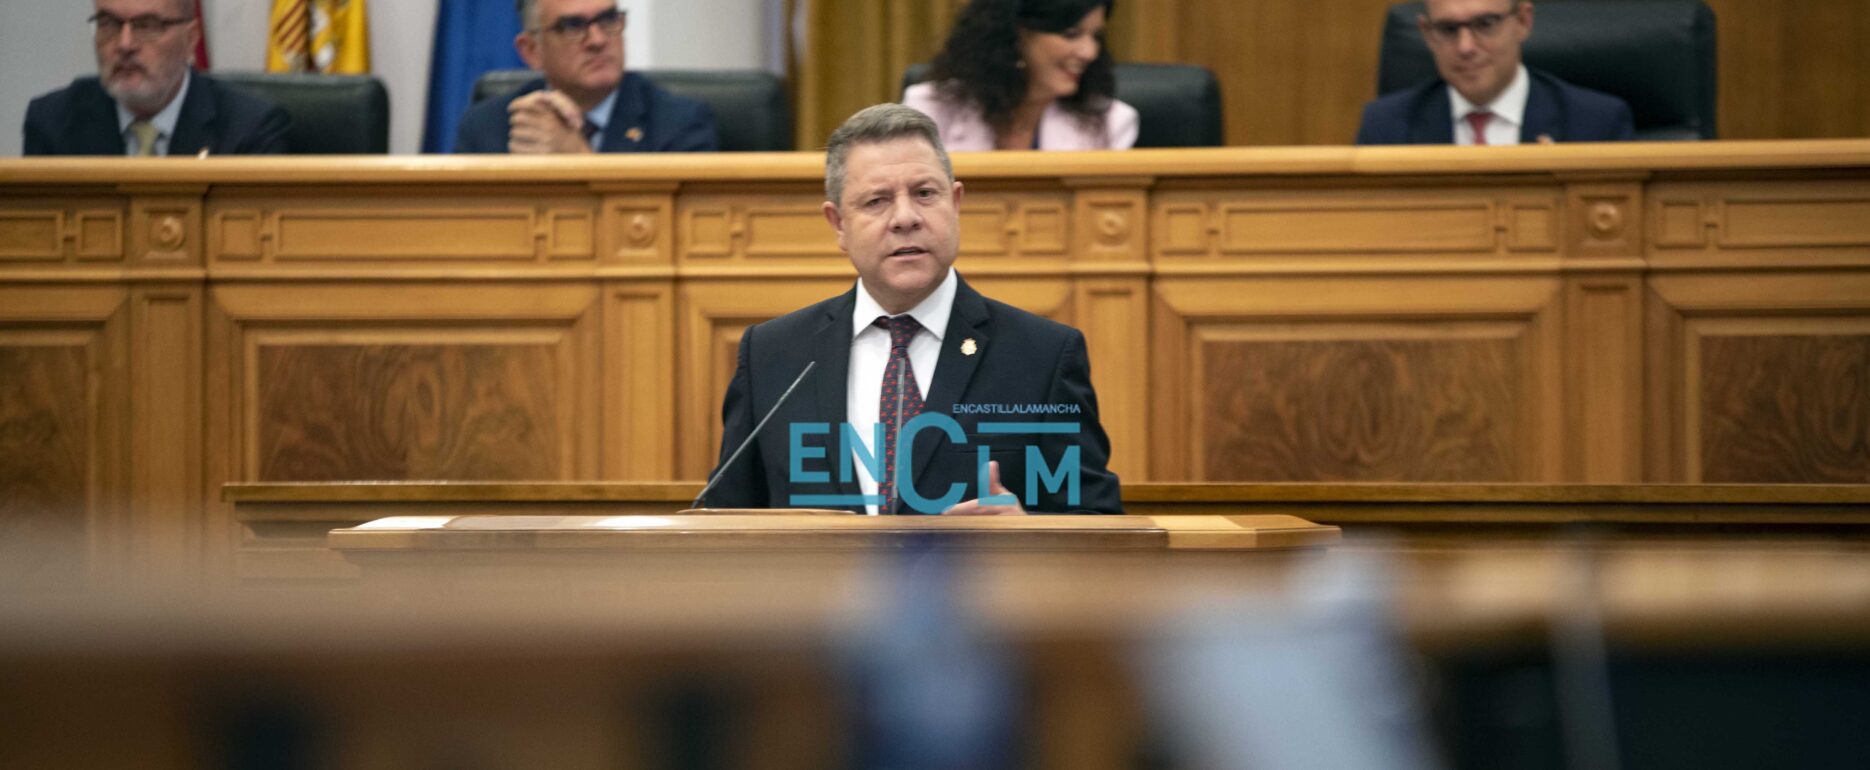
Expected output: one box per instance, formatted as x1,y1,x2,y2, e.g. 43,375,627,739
3,534,1868,770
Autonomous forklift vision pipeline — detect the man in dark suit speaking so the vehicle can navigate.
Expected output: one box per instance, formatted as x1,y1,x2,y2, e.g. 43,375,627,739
702,104,1122,515
1356,0,1633,145
24,0,289,156
453,0,716,154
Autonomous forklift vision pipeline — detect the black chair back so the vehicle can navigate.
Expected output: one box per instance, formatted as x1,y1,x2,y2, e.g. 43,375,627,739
472,69,793,151
900,62,1225,148
1377,0,1717,140
216,72,390,154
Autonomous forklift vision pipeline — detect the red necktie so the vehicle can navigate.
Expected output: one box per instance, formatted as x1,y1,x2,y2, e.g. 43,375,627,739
875,315,925,514
1465,111,1494,146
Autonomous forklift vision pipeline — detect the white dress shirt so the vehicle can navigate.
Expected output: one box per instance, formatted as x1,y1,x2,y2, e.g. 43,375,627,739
1449,64,1529,146
115,70,192,157
846,268,956,515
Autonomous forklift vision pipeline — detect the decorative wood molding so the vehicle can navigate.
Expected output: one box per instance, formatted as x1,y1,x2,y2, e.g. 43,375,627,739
3,146,1869,582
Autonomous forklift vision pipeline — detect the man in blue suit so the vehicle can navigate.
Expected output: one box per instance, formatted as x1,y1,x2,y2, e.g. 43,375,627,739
1356,0,1633,145
25,0,288,156
703,105,1122,515
453,0,717,154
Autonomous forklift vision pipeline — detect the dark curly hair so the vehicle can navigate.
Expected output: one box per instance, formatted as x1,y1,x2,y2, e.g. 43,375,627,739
924,0,1118,136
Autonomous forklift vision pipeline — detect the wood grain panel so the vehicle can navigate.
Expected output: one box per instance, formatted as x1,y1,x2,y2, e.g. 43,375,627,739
1075,278,1149,479
959,192,1073,259
0,287,130,580
1700,333,1870,483
205,189,602,268
277,211,536,260
1152,188,1563,260
0,204,123,264
253,343,564,482
680,186,838,263
1722,198,1870,248
1650,273,1870,483
1198,331,1524,481
0,212,62,260
604,282,677,480
0,341,90,579
1563,277,1644,482
1153,276,1563,483
1221,202,1492,253
129,287,201,579
1649,180,1870,268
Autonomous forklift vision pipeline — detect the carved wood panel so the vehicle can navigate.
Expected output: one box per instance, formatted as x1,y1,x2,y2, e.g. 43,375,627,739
210,284,602,490
0,341,92,577
252,342,564,481
1153,277,1561,482
1649,273,1870,483
0,287,128,582
208,188,600,269
1649,180,1870,267
1699,331,1870,483
0,199,124,264
1154,187,1562,260
1198,330,1526,481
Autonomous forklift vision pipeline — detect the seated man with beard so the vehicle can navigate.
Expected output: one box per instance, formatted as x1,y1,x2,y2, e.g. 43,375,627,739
24,0,289,156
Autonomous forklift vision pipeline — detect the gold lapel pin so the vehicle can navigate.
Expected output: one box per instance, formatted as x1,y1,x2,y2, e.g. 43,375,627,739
961,338,978,356
625,126,644,142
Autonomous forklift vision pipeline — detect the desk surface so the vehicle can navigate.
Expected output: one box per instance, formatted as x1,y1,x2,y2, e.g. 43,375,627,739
329,513,1341,552
230,480,1870,504
230,481,1870,527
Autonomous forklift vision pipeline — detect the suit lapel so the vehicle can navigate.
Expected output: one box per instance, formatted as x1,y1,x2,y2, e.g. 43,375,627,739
910,276,990,488
1409,85,1456,144
599,75,647,152
72,80,128,155
168,73,217,156
811,289,858,502
1520,74,1562,143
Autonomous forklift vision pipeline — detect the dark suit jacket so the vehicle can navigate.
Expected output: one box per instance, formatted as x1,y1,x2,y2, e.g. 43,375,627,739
452,72,718,153
23,72,289,156
704,275,1123,515
1355,67,1634,145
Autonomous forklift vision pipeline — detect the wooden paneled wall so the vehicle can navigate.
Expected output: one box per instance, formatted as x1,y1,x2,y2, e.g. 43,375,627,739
794,0,1870,148
4,143,1870,580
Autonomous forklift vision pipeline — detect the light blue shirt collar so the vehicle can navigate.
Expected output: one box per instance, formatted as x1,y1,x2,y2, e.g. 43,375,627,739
583,87,618,139
116,69,191,156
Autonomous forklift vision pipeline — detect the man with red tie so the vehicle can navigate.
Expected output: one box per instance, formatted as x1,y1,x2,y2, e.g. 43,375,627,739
1355,0,1633,145
702,104,1122,515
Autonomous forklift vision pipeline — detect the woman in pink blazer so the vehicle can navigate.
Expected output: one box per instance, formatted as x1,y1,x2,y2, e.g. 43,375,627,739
903,0,1137,151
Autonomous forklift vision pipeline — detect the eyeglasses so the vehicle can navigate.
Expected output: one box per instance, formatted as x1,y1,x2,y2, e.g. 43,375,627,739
1422,10,1517,44
536,8,626,40
90,12,192,42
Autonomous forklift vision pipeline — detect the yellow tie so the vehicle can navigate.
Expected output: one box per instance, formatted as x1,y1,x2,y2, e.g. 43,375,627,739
129,120,159,156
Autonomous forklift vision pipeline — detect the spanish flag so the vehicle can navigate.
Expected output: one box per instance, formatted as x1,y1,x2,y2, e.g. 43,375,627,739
267,0,370,74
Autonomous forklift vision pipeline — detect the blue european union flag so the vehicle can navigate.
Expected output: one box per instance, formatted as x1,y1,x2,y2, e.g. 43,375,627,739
422,0,527,153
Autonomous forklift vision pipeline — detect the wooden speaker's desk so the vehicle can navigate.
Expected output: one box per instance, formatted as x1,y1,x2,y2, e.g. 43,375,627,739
10,143,1870,584
226,481,1870,587
326,512,1339,605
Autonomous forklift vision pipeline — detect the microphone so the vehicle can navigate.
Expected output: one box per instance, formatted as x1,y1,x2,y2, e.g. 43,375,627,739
692,361,816,510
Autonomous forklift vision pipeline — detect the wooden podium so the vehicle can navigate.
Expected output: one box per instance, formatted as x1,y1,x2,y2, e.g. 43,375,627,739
327,511,1340,597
